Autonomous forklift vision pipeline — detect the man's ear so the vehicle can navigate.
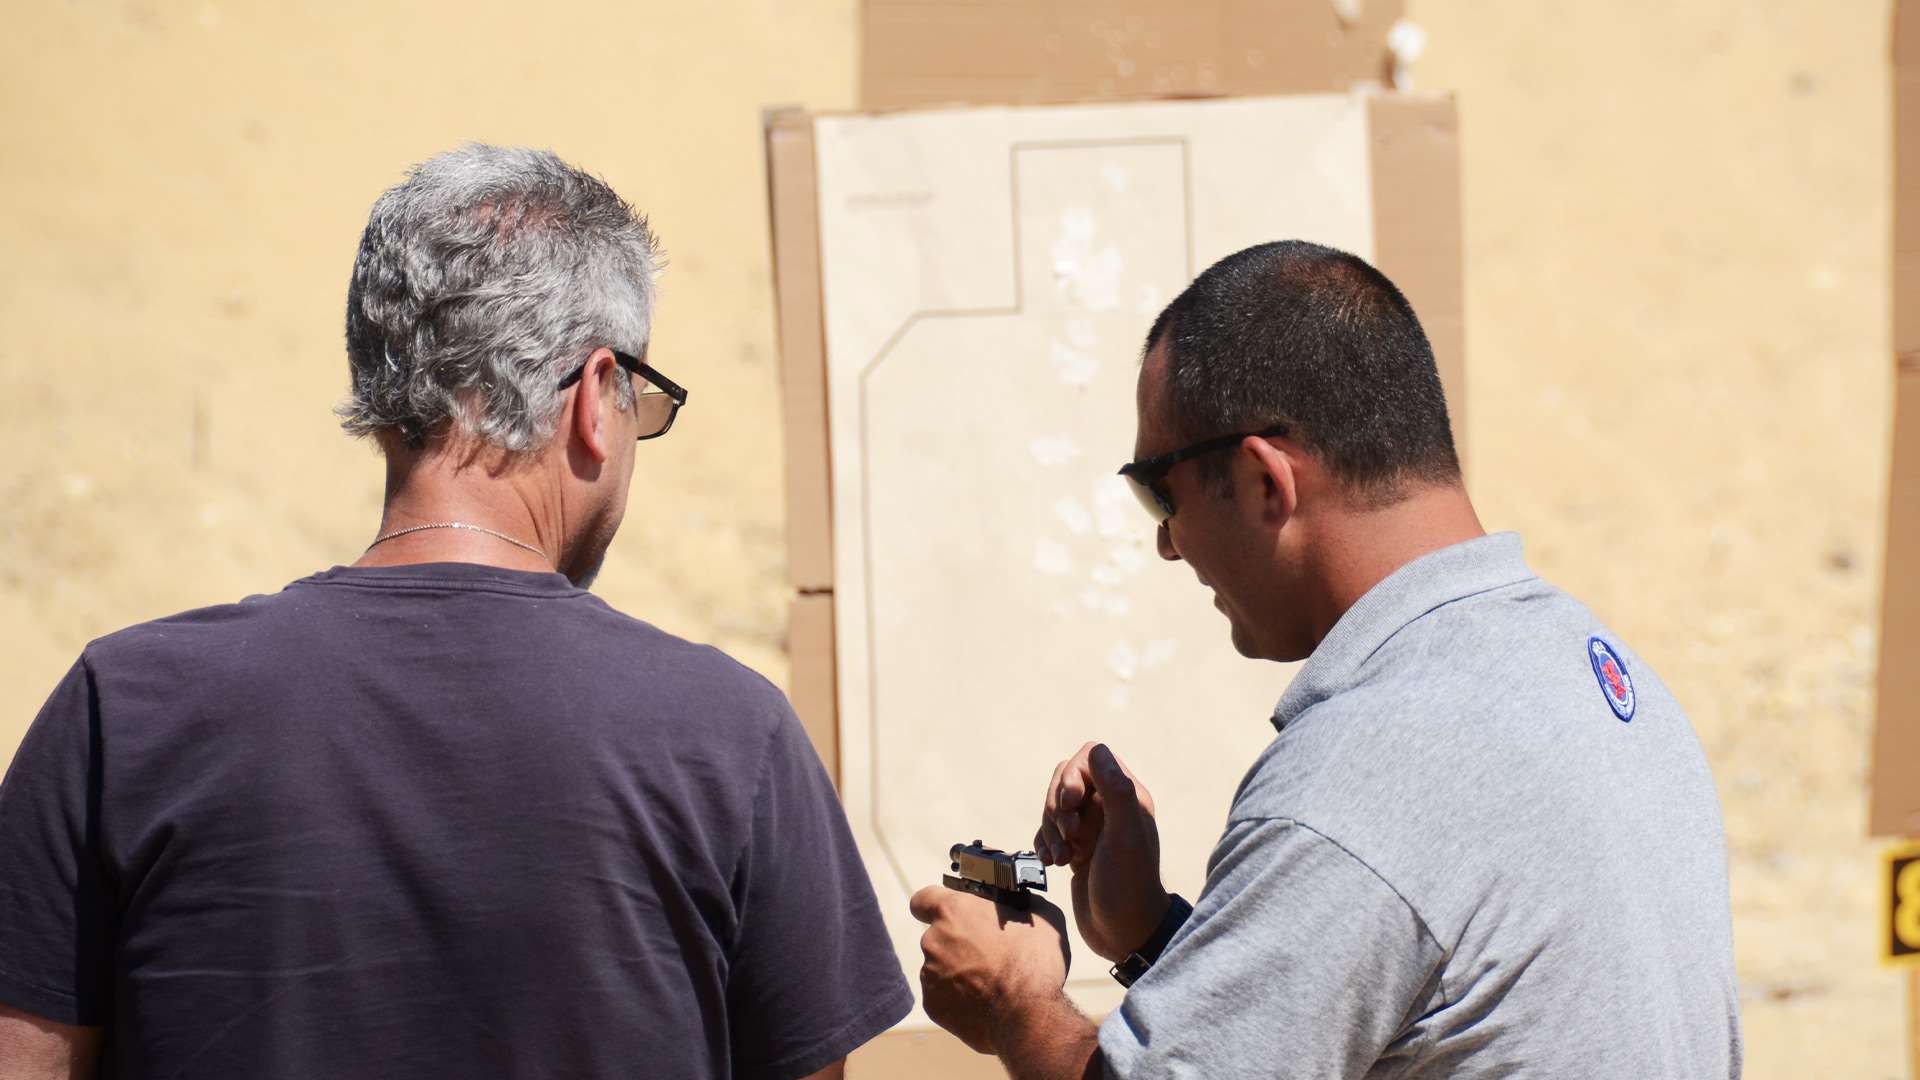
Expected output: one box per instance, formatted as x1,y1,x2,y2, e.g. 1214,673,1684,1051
569,347,620,465
1241,435,1298,527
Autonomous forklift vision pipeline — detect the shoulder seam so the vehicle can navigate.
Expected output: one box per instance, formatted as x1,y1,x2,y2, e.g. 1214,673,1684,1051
1239,816,1453,1012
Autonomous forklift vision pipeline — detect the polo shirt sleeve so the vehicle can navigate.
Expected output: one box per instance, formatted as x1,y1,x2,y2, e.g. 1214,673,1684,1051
0,655,115,1026
1099,817,1443,1079
724,703,912,1080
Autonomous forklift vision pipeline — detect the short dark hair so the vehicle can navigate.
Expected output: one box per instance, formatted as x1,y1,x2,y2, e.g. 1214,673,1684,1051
1145,240,1460,502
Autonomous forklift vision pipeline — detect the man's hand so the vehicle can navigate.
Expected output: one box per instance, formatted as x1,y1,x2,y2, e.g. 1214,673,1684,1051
0,1003,100,1080
1035,742,1171,964
909,885,1071,1055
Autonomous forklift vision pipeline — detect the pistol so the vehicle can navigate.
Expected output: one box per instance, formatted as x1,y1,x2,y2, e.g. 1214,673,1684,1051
944,840,1048,910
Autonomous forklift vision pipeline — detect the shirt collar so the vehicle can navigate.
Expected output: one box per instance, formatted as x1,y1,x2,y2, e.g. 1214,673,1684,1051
298,561,585,599
1271,532,1535,731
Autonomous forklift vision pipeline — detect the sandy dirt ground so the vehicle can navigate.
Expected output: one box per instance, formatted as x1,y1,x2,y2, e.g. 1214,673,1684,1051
0,1,1904,1075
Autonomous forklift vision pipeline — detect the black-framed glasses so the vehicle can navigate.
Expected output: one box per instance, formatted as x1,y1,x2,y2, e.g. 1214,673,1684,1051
557,349,689,441
1117,423,1291,524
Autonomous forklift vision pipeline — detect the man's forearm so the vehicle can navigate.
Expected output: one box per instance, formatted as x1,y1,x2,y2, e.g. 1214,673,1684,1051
992,991,1103,1080
0,1004,100,1080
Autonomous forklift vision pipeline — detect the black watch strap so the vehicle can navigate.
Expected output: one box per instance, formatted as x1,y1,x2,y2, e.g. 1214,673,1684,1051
1109,893,1193,988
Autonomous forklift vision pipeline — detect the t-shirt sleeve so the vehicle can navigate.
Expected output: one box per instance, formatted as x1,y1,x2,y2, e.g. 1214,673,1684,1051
725,702,911,1079
1099,817,1443,1080
0,655,114,1026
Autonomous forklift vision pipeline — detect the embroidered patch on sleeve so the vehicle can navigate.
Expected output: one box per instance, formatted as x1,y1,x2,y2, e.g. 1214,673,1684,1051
1587,636,1636,722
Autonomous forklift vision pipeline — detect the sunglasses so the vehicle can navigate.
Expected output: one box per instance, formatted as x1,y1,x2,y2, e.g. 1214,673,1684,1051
1117,423,1291,524
557,349,689,441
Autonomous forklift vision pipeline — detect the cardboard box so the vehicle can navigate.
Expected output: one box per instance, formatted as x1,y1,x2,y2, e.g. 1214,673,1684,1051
1873,0,1920,837
862,0,1406,110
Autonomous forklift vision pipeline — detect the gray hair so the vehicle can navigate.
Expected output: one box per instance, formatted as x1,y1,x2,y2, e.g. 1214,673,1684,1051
338,143,661,452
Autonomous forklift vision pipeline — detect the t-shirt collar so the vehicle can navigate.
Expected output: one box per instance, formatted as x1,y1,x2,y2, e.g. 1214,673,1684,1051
297,561,585,598
1271,532,1534,731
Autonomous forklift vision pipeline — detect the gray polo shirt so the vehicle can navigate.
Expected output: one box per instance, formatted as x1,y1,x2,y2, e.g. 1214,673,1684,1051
1099,533,1741,1078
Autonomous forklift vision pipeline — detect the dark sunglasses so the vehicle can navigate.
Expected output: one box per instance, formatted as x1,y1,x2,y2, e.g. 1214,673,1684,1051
557,349,689,441
1117,423,1291,524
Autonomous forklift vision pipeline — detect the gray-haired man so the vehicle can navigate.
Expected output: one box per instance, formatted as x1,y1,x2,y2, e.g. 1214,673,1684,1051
0,144,910,1079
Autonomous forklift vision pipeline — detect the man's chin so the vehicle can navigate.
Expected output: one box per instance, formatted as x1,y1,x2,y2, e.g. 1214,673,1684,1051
1227,614,1300,663
1226,618,1260,659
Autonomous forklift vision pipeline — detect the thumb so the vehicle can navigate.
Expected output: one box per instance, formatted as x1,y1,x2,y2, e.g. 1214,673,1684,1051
1088,744,1138,811
908,885,947,925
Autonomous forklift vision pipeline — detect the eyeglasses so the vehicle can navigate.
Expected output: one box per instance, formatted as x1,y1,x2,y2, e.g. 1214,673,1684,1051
1117,423,1291,524
557,349,689,441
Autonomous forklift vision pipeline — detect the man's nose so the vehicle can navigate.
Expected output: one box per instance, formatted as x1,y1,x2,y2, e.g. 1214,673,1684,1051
1156,522,1181,561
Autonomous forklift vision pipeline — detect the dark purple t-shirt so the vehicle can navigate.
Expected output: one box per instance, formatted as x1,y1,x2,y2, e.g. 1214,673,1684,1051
0,562,910,1078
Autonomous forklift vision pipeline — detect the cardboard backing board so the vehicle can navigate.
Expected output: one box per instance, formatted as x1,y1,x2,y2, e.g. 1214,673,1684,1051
788,592,841,787
1874,0,1920,837
769,95,1466,597
767,93,1465,1034
1874,368,1920,836
862,0,1406,110
769,109,837,593
1369,95,1466,449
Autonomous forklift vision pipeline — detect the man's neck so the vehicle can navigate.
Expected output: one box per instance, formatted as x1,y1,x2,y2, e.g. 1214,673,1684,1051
1306,484,1486,647
355,442,563,575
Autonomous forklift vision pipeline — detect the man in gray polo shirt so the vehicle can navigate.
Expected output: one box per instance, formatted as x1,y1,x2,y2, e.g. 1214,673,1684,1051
910,241,1741,1077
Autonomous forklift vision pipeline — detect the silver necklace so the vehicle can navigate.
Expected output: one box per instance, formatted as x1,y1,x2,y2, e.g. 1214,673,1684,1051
365,521,548,561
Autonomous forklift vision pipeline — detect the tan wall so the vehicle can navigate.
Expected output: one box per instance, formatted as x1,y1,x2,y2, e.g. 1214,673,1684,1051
0,0,856,715
0,1,1900,1075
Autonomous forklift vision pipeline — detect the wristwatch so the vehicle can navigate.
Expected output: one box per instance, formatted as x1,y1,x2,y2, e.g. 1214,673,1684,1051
1109,893,1194,987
